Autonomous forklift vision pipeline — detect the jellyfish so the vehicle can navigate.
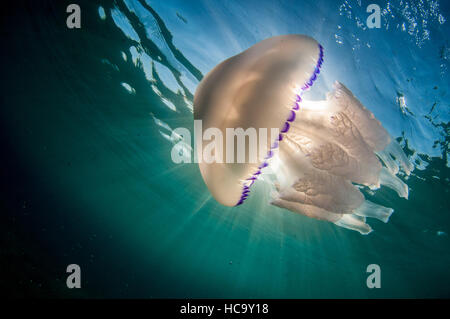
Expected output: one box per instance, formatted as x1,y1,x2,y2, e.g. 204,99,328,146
193,35,413,234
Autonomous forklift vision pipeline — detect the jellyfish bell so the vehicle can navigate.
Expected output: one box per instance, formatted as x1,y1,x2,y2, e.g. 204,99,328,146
194,35,321,206
193,34,412,234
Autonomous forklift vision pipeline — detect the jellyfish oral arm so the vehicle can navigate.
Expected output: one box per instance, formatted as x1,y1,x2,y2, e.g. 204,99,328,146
269,82,411,234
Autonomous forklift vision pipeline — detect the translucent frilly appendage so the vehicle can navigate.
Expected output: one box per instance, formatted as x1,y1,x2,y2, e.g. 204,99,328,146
269,82,412,234
354,200,394,223
377,139,414,176
270,197,342,223
378,167,409,199
334,214,373,235
376,149,399,175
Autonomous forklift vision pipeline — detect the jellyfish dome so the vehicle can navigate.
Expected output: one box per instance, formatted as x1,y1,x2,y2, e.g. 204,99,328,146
193,35,413,234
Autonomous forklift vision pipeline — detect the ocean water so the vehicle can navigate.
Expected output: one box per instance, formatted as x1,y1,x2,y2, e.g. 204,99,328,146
1,0,449,298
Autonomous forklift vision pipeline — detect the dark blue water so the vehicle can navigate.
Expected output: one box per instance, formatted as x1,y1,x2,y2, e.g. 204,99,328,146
1,0,449,298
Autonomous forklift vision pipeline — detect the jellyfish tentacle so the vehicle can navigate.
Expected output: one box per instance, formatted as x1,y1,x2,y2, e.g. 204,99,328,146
334,214,373,235
286,125,375,185
327,112,382,185
270,197,373,235
379,167,409,199
269,82,410,233
376,149,400,175
290,107,382,187
384,139,414,175
327,81,413,175
270,197,342,222
270,87,410,233
327,82,391,152
353,200,394,223
277,172,365,214
273,140,369,220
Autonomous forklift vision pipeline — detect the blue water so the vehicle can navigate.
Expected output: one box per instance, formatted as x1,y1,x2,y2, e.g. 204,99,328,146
1,0,449,298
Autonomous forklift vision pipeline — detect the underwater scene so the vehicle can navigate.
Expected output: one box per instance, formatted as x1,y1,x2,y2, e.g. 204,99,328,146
1,0,449,298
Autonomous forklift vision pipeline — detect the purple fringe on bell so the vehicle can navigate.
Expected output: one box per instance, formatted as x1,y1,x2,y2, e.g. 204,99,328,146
235,43,324,206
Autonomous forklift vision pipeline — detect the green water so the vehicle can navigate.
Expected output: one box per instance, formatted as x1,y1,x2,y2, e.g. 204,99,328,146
1,0,449,298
